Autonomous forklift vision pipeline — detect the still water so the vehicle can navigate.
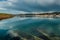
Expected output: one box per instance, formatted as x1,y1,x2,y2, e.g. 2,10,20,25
0,17,60,39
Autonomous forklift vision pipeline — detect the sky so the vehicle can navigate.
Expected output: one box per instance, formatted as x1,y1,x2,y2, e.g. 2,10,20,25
0,0,60,14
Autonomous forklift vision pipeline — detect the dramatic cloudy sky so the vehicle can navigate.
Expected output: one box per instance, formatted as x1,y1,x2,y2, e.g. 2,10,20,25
0,0,60,13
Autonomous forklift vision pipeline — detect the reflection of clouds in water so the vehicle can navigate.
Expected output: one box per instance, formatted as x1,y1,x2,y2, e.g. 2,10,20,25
58,25,60,30
7,30,19,37
0,17,27,22
0,17,60,35
38,25,53,34
0,17,27,30
0,24,13,30
37,19,60,35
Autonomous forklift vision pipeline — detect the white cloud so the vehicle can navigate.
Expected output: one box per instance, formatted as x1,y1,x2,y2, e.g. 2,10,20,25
56,0,60,5
25,0,56,6
0,8,7,10
0,0,60,12
7,0,57,6
39,0,55,6
7,2,13,6
8,0,17,2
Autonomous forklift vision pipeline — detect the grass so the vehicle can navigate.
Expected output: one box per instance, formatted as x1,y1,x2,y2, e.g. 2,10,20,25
0,13,14,20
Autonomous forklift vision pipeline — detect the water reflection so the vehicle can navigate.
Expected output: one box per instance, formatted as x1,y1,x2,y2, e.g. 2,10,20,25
0,17,60,40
